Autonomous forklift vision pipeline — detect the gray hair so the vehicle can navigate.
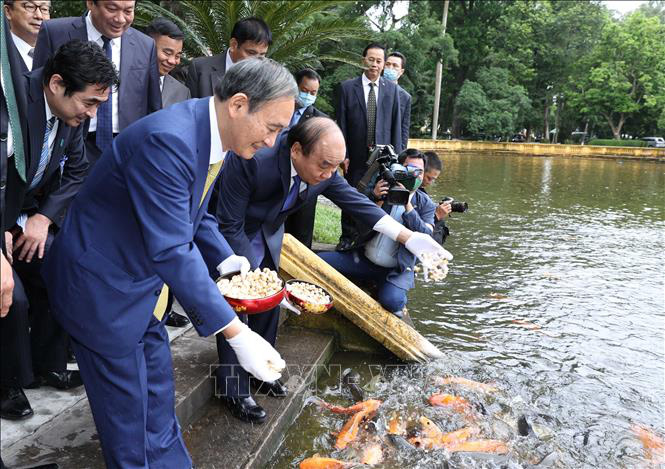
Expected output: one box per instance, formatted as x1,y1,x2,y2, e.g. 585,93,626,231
215,57,297,112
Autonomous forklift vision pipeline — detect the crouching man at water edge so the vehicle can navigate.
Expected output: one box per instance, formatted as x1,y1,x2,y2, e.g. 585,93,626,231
41,58,296,469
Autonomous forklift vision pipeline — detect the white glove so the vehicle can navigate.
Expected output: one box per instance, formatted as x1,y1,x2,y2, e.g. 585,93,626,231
217,255,251,277
227,325,286,382
405,232,453,263
280,297,302,315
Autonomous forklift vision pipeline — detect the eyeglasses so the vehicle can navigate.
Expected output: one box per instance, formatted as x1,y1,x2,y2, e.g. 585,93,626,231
21,2,52,15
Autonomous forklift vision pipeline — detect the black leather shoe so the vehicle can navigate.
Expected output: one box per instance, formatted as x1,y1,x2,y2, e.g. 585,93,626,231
335,239,354,252
165,310,190,328
250,378,288,397
0,386,34,420
27,371,83,390
221,396,266,423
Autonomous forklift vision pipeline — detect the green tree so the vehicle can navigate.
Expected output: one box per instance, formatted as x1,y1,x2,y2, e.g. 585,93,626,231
456,66,531,138
134,1,368,71
567,12,665,139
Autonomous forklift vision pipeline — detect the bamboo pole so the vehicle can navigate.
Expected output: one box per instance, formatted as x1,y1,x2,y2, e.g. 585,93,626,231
279,234,444,363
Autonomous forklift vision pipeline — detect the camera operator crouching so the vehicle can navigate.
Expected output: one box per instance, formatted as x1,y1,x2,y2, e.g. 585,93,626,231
420,152,468,245
319,148,436,325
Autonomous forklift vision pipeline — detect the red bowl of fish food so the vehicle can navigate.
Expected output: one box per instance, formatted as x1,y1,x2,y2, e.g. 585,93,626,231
284,279,333,314
216,269,285,314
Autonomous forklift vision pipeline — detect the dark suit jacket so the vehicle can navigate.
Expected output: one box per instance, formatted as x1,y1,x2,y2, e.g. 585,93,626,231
42,98,237,357
397,85,411,148
336,75,403,174
162,74,190,109
185,51,226,98
300,104,328,121
33,15,162,132
216,130,387,269
2,16,30,234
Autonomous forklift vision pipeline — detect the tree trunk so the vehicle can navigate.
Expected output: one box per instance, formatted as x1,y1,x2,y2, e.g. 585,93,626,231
605,113,625,140
553,95,564,144
451,96,461,138
544,101,550,143
581,119,589,145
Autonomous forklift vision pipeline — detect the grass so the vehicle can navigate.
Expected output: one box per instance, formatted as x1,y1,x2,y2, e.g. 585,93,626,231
588,139,647,147
313,203,341,245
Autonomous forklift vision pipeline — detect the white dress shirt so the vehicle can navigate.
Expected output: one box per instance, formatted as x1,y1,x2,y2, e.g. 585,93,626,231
225,49,236,72
208,97,226,165
85,12,120,133
362,73,380,107
11,33,33,71
159,75,165,92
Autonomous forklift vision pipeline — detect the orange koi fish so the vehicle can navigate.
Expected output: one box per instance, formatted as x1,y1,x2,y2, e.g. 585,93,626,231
315,398,383,415
336,408,375,449
409,426,480,450
434,376,498,393
300,455,357,469
387,412,407,436
445,439,509,454
428,393,473,412
632,424,665,465
360,442,383,465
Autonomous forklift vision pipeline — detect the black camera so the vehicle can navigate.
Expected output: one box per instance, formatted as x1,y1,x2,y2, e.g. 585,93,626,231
357,145,419,206
441,197,469,213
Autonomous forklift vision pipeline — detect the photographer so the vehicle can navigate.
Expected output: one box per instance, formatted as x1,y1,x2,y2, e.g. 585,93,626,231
421,151,450,244
319,149,436,323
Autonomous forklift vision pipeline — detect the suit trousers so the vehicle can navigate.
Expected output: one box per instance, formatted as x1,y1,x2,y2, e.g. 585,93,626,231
284,198,317,249
71,315,192,469
13,231,68,373
214,256,280,397
85,132,119,168
0,269,34,388
318,250,408,314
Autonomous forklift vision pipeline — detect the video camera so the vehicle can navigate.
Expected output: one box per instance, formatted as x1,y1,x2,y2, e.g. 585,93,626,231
357,145,421,206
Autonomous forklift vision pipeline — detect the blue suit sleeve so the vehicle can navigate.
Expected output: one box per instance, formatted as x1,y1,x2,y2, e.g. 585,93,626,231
402,194,435,234
401,93,411,149
391,87,403,152
215,153,258,266
32,22,53,70
124,132,236,334
323,173,386,227
147,42,162,113
194,208,235,278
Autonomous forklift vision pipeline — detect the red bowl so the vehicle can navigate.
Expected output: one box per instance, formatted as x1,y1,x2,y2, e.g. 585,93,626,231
216,271,285,315
285,279,333,315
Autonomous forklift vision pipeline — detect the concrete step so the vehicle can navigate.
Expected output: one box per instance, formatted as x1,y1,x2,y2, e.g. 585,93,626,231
1,304,334,469
182,327,335,469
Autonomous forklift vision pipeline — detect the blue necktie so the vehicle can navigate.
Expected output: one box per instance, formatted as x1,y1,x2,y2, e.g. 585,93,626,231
281,175,301,212
95,36,113,153
289,108,302,127
29,116,56,190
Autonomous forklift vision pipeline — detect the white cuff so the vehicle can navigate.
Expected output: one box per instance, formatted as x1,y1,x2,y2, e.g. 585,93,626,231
213,321,234,336
373,214,403,241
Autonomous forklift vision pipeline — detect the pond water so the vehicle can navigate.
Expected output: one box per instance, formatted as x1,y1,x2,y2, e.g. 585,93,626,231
269,153,665,468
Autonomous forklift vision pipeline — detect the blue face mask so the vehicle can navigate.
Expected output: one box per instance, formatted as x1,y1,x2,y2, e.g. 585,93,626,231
383,68,399,82
298,91,317,108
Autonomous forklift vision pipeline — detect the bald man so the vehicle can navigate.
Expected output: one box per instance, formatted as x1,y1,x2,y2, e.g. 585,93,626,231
214,117,447,422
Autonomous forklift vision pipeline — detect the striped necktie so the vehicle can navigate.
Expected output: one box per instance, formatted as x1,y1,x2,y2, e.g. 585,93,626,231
0,13,26,181
153,160,224,321
367,82,377,146
95,36,113,153
29,116,56,190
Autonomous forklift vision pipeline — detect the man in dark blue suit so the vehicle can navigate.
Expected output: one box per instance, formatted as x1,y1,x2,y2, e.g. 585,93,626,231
2,40,117,422
335,43,403,251
215,117,447,422
42,58,296,469
32,0,161,166
384,51,411,149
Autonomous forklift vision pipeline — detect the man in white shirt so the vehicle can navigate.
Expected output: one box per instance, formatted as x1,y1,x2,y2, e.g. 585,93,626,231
3,0,51,71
